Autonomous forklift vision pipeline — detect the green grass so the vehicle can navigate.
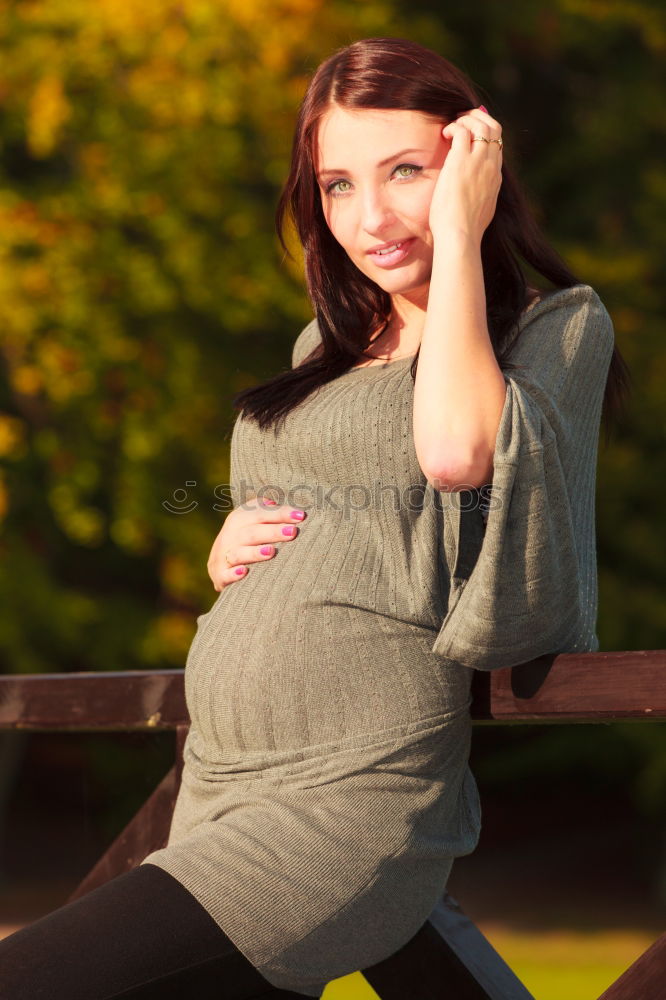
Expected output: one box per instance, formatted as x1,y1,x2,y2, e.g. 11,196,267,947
467,925,654,1000
322,972,380,999
319,927,656,999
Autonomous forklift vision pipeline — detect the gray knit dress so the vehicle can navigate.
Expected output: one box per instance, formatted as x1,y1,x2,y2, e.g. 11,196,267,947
143,283,615,996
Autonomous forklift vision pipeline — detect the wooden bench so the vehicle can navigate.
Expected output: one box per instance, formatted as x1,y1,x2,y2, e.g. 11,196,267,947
1,650,664,998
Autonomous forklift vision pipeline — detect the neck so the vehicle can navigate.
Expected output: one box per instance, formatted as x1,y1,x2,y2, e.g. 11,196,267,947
368,288,427,356
391,292,427,336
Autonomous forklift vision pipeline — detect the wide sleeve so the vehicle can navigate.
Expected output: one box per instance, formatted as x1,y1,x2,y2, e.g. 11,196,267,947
431,284,616,671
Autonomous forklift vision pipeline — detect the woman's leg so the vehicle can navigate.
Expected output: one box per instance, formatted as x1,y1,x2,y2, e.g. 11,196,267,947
0,863,316,999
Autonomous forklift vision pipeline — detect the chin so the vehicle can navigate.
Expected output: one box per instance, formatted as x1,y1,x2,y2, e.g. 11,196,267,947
368,267,431,297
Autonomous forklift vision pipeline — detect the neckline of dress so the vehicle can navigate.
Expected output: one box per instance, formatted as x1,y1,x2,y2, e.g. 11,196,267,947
338,290,554,376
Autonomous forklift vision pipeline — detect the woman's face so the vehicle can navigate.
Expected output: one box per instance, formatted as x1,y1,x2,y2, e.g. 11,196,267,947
315,105,448,306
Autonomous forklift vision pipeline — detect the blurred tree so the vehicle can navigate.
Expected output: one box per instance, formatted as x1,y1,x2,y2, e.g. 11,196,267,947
0,0,444,671
0,0,663,833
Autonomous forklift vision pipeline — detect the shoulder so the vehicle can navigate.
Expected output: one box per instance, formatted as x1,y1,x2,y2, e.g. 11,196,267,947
506,283,615,373
520,283,613,331
291,318,323,369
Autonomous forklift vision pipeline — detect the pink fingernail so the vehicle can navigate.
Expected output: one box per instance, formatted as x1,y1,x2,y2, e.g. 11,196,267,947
235,566,246,575
479,105,488,113
282,526,296,536
260,545,273,555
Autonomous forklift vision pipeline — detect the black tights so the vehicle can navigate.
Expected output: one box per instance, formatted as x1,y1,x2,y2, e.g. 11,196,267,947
0,863,318,999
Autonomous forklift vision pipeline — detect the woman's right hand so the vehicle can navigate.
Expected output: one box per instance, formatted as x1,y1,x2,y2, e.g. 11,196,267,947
207,499,307,591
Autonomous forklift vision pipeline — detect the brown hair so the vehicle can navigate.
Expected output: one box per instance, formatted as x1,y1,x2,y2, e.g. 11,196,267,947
233,37,630,442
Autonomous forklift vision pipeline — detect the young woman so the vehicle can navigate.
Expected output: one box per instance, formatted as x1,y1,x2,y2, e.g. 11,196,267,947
0,36,629,1000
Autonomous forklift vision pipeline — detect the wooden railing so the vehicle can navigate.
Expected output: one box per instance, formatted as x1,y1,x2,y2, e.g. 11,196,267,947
1,650,664,999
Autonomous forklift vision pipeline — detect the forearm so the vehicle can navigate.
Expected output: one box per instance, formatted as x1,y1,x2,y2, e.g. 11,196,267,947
413,233,507,490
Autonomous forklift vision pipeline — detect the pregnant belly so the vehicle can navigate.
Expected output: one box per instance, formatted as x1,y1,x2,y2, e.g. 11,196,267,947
185,522,468,756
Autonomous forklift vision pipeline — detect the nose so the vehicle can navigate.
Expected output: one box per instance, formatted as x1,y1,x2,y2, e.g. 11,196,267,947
359,185,396,235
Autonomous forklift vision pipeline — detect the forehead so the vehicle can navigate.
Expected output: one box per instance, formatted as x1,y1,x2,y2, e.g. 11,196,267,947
315,106,442,169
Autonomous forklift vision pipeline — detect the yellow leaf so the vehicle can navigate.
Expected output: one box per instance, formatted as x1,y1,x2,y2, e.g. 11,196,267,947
0,415,26,457
28,76,72,157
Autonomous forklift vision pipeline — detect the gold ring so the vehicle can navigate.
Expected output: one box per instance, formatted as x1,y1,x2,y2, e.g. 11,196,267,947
472,135,503,148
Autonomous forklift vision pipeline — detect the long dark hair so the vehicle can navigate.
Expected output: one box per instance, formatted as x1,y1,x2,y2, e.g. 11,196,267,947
233,37,630,442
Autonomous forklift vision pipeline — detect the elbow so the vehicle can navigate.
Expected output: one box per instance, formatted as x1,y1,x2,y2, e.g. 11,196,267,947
418,382,507,492
423,448,495,492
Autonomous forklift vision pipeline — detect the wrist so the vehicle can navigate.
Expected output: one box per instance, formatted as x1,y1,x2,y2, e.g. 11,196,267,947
430,229,484,269
430,225,482,254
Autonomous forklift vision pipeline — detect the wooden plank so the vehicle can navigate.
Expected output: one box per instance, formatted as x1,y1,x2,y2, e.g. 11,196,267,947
362,893,534,999
596,931,666,999
426,893,535,1000
1,653,664,732
67,764,179,902
484,650,666,722
0,670,188,730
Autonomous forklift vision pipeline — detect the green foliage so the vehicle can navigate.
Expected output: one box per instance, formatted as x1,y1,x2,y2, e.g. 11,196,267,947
0,1,663,824
0,0,440,670
472,721,666,818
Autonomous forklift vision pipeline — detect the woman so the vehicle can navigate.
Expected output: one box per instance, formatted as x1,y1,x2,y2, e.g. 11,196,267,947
0,37,629,1000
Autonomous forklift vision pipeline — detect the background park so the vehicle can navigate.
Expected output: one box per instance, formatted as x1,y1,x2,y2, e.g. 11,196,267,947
0,1,664,997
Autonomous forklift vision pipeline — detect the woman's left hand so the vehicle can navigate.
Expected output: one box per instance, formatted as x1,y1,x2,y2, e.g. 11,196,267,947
428,106,503,245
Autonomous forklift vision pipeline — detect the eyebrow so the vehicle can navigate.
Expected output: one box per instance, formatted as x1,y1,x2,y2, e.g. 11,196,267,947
315,148,430,180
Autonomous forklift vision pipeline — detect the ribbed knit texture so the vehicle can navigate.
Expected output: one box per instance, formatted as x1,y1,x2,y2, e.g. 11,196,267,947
143,283,614,995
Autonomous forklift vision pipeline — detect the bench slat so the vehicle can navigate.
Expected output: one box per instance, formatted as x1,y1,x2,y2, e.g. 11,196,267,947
596,931,666,1000
362,894,535,999
1,653,665,731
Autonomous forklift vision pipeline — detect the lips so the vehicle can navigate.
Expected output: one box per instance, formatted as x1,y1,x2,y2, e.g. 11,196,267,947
367,239,412,255
366,237,416,268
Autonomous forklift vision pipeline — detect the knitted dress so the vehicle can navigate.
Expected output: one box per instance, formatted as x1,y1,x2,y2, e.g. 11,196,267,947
143,284,615,996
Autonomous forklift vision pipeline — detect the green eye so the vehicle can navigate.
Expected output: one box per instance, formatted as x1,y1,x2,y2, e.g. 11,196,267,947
394,163,423,181
327,179,352,195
